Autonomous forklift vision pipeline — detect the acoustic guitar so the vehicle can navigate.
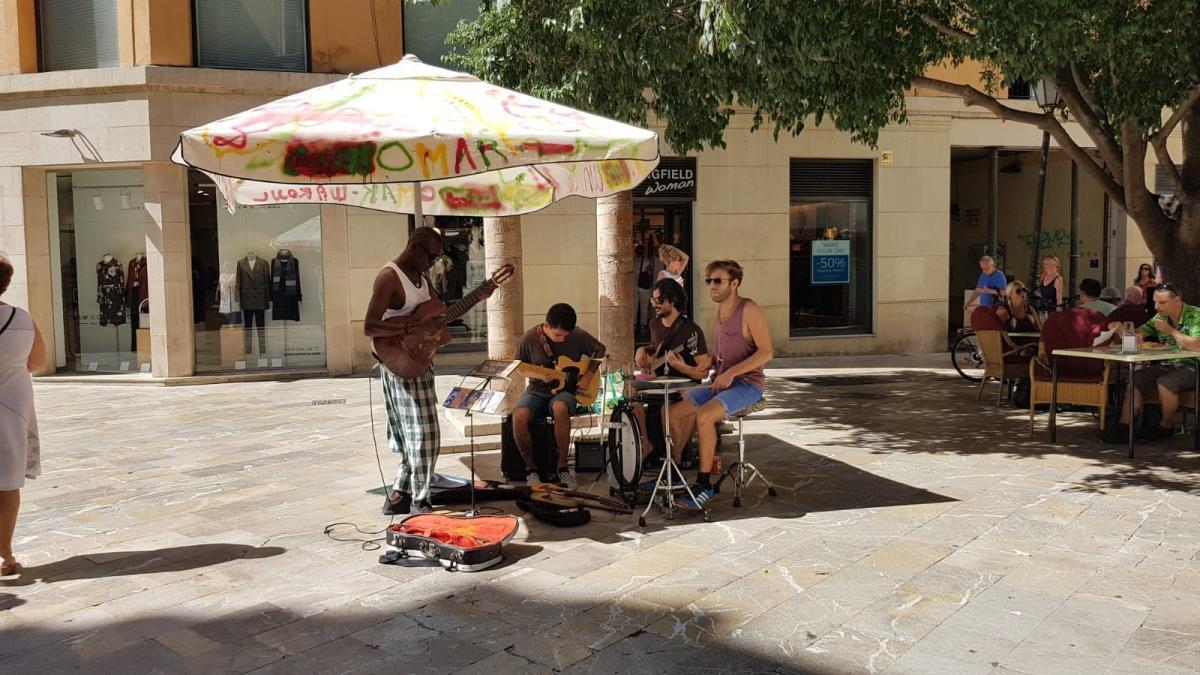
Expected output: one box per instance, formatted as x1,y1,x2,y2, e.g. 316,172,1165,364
516,355,602,406
373,264,515,378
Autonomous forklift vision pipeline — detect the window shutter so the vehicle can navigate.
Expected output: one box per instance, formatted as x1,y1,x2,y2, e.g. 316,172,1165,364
790,159,873,200
39,0,120,71
195,0,308,72
1156,164,1183,195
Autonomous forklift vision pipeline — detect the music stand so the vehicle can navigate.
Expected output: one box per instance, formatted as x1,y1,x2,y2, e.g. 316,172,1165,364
443,359,518,516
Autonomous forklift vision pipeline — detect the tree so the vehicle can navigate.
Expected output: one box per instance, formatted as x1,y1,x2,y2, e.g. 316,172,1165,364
447,1,1200,298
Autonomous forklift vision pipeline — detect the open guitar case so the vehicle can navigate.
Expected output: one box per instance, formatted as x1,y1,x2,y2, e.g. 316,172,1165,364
381,513,519,572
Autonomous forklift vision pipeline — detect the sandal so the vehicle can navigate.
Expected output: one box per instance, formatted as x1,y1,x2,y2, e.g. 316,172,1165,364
0,561,21,576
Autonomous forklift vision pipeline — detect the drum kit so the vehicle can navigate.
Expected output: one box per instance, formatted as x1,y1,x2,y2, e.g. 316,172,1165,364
601,370,711,525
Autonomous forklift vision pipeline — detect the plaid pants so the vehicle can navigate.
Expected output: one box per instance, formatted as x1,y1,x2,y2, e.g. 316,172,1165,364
381,369,440,501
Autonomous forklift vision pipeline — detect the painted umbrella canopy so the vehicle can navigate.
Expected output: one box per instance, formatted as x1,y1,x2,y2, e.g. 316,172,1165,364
172,55,660,217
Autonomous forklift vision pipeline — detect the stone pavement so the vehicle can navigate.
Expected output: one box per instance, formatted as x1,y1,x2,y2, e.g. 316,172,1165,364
3,353,1200,673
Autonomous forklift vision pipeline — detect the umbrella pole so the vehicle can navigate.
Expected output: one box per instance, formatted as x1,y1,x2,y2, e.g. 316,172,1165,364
412,181,423,232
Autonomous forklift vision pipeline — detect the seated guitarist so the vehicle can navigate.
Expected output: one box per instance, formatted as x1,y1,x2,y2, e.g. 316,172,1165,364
514,303,606,487
633,279,709,484
365,227,493,516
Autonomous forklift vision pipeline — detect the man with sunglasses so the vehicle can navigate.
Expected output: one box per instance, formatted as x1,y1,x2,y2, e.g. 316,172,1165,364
669,260,772,510
631,279,709,479
365,227,473,515
1102,283,1200,443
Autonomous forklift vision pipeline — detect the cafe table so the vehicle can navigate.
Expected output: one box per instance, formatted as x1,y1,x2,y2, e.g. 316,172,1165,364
1049,345,1200,458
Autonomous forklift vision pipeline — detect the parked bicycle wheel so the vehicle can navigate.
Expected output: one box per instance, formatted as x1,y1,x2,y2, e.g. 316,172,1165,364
951,331,984,382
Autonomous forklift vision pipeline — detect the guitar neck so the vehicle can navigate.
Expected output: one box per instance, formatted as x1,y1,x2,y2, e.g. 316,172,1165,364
444,280,496,323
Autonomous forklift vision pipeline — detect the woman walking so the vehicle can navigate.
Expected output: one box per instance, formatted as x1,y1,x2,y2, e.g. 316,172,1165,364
0,254,46,576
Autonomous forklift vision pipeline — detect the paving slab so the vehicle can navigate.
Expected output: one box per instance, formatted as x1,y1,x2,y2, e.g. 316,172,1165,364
1,352,1198,672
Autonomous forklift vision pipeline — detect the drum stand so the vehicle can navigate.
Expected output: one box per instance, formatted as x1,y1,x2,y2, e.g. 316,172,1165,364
639,376,710,526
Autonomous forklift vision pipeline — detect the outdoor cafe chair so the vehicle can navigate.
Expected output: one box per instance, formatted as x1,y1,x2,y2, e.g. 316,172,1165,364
1028,308,1112,433
1108,304,1151,328
970,306,1035,405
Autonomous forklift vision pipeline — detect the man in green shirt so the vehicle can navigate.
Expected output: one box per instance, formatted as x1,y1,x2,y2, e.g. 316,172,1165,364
1102,283,1200,442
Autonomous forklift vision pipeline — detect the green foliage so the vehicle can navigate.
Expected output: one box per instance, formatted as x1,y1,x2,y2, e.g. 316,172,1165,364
445,0,1200,153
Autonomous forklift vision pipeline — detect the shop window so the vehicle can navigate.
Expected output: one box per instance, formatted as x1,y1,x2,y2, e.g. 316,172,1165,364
432,217,488,349
188,170,325,372
39,0,120,71
195,0,308,72
47,169,147,373
402,0,479,66
789,159,873,336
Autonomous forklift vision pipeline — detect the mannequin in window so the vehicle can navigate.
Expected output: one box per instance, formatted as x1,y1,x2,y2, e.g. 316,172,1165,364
126,252,148,351
217,262,241,325
270,249,302,322
97,254,126,327
237,252,271,354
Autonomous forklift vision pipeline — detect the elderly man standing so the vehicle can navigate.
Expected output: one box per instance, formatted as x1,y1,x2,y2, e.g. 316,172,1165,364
964,256,1007,310
1101,283,1200,443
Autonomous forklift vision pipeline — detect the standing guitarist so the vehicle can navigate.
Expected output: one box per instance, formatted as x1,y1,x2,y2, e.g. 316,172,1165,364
632,278,709,480
365,227,493,516
513,303,606,487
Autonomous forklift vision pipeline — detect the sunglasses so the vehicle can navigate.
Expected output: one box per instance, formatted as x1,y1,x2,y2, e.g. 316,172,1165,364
416,241,445,260
649,295,665,305
1156,283,1178,292
704,277,730,286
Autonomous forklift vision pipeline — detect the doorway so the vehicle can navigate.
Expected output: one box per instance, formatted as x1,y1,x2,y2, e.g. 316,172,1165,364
632,203,693,342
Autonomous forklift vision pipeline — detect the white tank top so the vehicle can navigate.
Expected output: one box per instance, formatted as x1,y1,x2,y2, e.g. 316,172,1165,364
381,261,431,320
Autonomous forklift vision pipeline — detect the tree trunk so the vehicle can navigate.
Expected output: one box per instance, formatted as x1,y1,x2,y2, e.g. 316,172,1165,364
597,192,634,372
484,216,523,360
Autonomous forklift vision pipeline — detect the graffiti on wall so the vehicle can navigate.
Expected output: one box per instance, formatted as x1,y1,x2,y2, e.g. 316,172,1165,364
1015,228,1083,251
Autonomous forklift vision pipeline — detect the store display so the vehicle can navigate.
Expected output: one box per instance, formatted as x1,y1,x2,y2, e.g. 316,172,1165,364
270,249,302,322
126,253,147,350
96,255,126,327
237,253,271,354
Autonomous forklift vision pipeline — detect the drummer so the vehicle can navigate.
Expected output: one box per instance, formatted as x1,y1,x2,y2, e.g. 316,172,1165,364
632,279,710,481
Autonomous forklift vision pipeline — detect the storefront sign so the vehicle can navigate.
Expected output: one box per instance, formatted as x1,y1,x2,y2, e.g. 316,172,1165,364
811,240,851,285
634,157,697,201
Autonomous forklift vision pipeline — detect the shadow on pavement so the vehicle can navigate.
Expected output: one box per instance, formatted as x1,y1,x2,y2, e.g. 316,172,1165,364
0,544,285,587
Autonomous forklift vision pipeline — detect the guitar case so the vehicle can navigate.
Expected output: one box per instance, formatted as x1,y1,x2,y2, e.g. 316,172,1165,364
381,514,519,572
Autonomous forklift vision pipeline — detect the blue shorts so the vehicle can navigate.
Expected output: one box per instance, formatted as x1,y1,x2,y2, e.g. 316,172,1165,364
515,389,580,420
686,380,763,416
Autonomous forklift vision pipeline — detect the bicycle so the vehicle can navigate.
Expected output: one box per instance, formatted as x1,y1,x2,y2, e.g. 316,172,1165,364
950,328,984,382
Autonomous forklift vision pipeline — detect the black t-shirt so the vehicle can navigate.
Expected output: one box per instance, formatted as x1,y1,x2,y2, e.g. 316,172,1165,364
647,316,707,378
516,326,605,393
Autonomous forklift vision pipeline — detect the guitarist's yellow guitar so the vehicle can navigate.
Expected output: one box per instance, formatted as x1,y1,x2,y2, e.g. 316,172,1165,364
516,355,602,406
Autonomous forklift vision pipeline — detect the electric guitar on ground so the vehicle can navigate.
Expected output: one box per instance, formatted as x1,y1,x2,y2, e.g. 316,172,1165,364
516,355,603,406
373,264,516,378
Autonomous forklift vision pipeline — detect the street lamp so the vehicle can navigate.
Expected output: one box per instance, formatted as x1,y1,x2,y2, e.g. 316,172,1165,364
1032,79,1061,112
1028,78,1064,293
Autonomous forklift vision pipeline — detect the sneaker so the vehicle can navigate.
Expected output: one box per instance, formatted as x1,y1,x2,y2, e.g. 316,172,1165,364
557,468,577,487
639,465,688,492
409,500,434,515
1137,425,1176,441
382,490,411,516
676,483,716,510
1099,423,1132,444
525,470,541,485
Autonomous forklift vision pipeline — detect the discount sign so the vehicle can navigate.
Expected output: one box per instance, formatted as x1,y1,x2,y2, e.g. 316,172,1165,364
811,240,851,285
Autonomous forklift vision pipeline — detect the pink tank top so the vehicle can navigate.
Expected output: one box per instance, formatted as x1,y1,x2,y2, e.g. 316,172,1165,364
713,299,764,389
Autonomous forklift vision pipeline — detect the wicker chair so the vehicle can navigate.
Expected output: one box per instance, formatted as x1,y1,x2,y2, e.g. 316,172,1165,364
718,398,777,507
1028,308,1112,432
970,306,1035,405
